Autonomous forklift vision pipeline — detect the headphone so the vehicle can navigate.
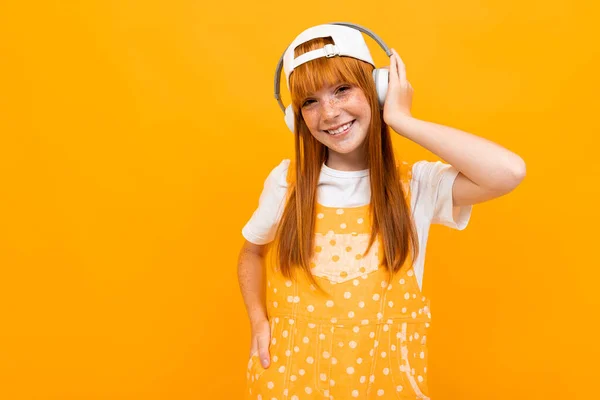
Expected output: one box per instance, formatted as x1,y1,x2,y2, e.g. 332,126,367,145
274,22,392,133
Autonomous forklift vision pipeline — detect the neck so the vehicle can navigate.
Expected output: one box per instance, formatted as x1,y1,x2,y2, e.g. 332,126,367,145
325,149,368,171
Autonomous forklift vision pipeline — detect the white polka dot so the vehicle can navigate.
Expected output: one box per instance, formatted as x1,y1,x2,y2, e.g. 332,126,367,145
272,338,277,345
399,278,405,284
320,373,327,381
357,218,364,224
353,279,360,286
331,317,338,324
322,351,331,359
396,385,403,392
338,341,344,347
387,283,392,290
331,357,338,365
361,319,369,325
383,324,389,332
420,351,425,359
388,301,394,307
285,280,292,287
418,375,424,382
369,331,375,338
412,312,417,318
346,366,355,374
391,344,396,351
306,356,314,364
352,390,359,397
278,366,285,373
381,351,387,358
305,387,313,394
285,349,291,356
353,326,359,333
359,376,366,383
299,369,305,376
336,208,344,215
377,389,385,396
402,307,407,313
319,333,326,340
326,300,334,307
303,337,309,344
290,375,297,381
330,379,336,386
369,375,375,383
317,213,325,219
348,311,355,318
377,312,383,320
273,355,278,362
307,305,315,312
407,269,414,276
373,293,380,301
289,318,295,325
357,357,363,364
294,346,300,352
282,330,288,338
340,223,347,229
404,292,410,300
344,291,352,299
383,367,389,375
358,301,365,308
293,296,300,303
287,296,294,302
349,340,357,348
267,381,274,389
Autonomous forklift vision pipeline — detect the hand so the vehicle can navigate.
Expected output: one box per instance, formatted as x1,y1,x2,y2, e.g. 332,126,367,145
382,48,414,126
249,319,271,368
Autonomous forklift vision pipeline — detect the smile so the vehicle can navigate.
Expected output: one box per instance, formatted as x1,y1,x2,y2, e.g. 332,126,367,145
325,120,355,136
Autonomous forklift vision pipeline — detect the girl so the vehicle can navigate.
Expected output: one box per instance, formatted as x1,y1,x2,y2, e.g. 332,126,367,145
238,23,525,399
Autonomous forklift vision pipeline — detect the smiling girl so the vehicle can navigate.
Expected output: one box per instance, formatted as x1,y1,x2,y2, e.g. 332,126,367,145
238,23,525,399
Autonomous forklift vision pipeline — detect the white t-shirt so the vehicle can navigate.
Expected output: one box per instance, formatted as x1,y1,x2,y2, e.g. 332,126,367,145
242,159,473,291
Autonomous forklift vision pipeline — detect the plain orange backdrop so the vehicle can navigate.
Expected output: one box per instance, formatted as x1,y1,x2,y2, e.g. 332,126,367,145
1,1,599,399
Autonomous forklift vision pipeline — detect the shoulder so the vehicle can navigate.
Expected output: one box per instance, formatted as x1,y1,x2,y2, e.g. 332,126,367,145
264,159,291,189
410,160,458,186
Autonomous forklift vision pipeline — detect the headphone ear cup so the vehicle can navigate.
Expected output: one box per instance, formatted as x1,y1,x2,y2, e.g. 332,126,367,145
284,104,295,133
372,68,389,107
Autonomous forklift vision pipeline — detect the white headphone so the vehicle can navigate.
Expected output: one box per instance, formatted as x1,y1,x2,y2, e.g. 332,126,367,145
274,22,392,133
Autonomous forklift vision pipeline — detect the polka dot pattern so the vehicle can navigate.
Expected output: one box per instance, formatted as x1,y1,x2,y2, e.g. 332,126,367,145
246,161,431,399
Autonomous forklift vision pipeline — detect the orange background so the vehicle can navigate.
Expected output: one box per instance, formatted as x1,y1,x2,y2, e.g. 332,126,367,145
1,1,598,399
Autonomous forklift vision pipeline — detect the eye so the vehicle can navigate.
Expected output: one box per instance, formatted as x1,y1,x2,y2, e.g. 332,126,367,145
302,99,315,107
337,85,350,93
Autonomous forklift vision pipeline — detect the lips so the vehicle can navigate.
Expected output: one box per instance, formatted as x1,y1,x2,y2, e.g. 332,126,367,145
323,120,355,132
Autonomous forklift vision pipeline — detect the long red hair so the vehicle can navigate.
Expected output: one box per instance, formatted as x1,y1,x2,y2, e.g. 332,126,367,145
270,36,419,295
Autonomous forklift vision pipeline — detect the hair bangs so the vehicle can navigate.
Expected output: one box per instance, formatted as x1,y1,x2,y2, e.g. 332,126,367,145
289,37,368,114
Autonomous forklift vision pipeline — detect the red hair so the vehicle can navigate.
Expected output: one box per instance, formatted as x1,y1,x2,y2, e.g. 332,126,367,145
270,36,419,295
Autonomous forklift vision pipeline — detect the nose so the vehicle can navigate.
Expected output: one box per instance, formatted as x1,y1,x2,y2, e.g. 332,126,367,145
320,97,341,121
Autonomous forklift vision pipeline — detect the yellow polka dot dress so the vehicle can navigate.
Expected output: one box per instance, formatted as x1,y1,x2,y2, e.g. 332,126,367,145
246,162,432,399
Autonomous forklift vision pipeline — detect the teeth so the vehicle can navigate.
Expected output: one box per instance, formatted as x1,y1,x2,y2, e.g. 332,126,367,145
326,121,353,135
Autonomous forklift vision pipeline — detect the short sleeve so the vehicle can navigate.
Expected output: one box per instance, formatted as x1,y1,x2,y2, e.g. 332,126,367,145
410,160,472,230
241,159,291,244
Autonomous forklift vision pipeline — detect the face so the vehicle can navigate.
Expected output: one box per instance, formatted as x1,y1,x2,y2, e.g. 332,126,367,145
300,81,371,168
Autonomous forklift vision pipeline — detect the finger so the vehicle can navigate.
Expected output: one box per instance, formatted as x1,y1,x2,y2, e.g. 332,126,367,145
393,49,407,85
388,49,397,85
258,333,271,368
